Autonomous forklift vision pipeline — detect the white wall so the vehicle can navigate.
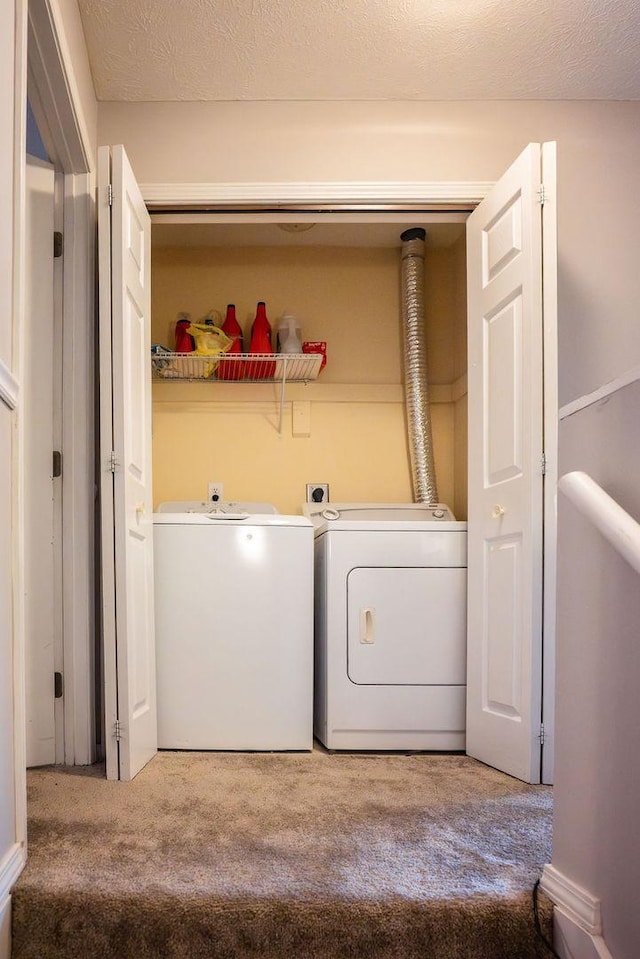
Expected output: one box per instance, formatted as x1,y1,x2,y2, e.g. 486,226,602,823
98,97,640,957
555,383,640,959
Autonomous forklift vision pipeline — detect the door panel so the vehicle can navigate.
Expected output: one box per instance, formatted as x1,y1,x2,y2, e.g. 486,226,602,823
467,142,547,784
482,192,523,284
486,294,523,484
485,535,522,718
98,144,156,781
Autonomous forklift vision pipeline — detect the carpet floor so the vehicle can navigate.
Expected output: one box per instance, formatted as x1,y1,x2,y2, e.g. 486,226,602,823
12,748,553,958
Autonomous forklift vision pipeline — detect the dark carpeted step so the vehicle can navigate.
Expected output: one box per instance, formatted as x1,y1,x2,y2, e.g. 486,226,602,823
12,751,554,958
12,887,553,959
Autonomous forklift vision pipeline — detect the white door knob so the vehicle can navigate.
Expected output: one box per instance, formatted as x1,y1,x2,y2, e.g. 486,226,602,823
491,504,505,518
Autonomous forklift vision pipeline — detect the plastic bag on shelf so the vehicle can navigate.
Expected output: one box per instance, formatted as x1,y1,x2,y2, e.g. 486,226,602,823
187,323,233,356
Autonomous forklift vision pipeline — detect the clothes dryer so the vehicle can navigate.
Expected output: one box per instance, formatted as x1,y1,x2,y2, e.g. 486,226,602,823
304,503,467,751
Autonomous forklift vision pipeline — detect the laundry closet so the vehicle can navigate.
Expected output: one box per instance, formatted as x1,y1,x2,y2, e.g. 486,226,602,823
149,216,469,517
98,141,555,787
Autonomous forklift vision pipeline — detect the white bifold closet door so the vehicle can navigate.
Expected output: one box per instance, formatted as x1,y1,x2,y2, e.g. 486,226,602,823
466,142,556,784
98,144,157,782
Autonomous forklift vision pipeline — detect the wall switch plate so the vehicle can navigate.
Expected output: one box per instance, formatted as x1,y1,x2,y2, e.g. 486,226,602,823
306,483,329,504
292,401,311,437
208,482,224,502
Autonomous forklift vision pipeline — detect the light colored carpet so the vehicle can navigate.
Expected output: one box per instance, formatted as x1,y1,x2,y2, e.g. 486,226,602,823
12,748,553,958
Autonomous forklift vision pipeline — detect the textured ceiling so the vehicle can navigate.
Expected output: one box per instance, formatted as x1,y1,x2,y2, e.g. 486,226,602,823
78,0,640,101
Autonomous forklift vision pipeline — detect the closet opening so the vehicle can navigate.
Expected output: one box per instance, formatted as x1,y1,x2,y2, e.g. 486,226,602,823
148,211,470,519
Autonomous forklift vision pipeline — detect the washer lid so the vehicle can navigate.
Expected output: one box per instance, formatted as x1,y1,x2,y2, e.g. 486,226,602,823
156,500,278,514
153,513,312,527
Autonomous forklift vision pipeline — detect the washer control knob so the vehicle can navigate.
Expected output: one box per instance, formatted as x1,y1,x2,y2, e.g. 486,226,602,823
433,508,445,519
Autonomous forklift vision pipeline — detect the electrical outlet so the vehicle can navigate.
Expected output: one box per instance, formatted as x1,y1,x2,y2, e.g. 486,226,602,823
208,482,224,503
306,483,329,504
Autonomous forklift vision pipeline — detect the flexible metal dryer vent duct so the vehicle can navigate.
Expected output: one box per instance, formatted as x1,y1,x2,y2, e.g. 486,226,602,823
400,227,439,504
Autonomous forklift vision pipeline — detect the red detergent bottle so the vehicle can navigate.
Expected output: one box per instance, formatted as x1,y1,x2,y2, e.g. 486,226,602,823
174,312,194,352
248,301,275,379
217,303,245,380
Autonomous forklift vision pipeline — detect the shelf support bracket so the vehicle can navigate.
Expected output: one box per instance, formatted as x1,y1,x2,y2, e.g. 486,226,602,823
278,357,288,435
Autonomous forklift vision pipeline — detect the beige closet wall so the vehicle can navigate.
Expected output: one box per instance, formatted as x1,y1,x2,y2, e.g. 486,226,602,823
151,242,464,513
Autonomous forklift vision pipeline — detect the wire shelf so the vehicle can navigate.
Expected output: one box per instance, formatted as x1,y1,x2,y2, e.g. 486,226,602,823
151,351,323,383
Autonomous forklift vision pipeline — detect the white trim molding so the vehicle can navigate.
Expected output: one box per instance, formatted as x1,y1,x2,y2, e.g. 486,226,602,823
0,843,26,904
140,180,493,209
541,865,614,959
0,892,11,959
541,864,602,936
12,0,29,865
553,911,614,959
0,361,19,410
27,0,93,173
559,363,640,420
541,140,558,787
61,172,96,766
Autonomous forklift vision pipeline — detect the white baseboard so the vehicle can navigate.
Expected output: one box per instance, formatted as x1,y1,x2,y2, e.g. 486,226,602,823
541,864,601,935
541,865,613,959
0,358,19,410
0,843,26,959
0,842,26,903
0,894,10,959
554,909,614,959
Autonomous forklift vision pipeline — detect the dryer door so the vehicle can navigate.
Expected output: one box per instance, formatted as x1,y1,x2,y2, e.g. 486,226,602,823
347,567,466,685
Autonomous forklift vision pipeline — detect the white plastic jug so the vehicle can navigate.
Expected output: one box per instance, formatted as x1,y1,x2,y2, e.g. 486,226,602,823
277,314,303,353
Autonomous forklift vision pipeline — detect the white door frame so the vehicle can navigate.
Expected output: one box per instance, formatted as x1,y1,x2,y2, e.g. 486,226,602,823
541,143,558,785
22,0,96,766
24,155,57,768
7,0,29,907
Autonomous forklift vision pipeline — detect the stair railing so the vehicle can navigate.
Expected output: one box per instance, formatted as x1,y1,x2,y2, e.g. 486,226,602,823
558,471,640,576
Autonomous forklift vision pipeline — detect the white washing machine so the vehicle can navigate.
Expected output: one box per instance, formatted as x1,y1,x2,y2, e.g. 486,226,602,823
304,503,468,751
153,503,314,751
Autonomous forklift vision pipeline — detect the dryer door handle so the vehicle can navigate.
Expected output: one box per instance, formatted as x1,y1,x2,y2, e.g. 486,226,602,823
360,607,375,645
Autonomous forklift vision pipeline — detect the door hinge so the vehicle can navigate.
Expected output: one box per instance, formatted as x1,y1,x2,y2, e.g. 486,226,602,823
114,719,122,742
541,451,547,475
52,450,62,477
107,183,113,207
537,184,546,206
53,231,63,258
109,450,118,473
539,723,545,746
54,672,63,699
